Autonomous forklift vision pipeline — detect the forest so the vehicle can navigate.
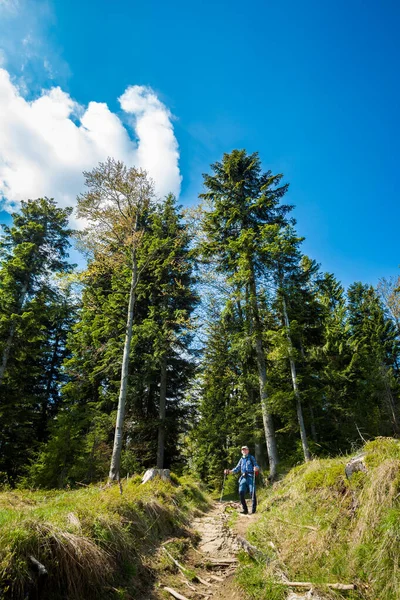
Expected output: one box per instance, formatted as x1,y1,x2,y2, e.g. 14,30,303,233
0,149,399,491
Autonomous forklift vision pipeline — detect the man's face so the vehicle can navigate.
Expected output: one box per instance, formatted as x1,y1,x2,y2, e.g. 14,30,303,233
242,448,249,456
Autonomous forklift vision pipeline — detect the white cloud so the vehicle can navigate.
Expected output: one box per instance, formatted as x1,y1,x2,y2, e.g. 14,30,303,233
0,69,182,223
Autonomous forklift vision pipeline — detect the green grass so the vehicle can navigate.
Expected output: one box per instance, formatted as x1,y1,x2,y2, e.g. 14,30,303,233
235,437,400,600
0,475,210,599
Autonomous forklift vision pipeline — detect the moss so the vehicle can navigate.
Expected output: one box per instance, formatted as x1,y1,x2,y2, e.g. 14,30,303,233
364,437,400,469
302,459,348,492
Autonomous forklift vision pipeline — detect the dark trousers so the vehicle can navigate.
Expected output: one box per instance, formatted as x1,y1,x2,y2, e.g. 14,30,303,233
239,474,256,513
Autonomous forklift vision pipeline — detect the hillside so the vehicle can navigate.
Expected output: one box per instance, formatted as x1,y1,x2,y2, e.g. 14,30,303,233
234,437,400,599
2,438,400,599
0,476,209,599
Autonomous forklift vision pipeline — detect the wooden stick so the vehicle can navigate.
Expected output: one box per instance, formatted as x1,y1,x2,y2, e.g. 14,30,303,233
162,547,189,577
196,575,212,587
236,535,265,560
180,577,196,592
163,547,211,588
164,587,190,600
206,557,237,564
276,517,318,531
283,581,356,590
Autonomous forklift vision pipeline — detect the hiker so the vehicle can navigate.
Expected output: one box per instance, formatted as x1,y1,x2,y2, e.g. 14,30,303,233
224,445,259,514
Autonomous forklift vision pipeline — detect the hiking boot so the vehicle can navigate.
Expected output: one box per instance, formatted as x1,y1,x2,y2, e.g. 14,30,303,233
240,509,249,515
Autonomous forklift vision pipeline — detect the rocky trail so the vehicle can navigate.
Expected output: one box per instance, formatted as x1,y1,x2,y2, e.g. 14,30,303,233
158,500,327,600
158,500,253,600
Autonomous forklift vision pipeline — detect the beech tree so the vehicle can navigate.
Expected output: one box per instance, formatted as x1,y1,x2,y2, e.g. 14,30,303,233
76,158,155,482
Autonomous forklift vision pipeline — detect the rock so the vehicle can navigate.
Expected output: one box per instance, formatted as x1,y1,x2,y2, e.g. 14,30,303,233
345,453,367,479
141,468,171,484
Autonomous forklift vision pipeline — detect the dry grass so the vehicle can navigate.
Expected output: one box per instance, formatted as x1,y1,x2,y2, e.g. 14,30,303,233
0,476,210,599
237,437,400,600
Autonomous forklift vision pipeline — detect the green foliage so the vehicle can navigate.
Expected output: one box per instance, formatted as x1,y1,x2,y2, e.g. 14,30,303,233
0,198,76,482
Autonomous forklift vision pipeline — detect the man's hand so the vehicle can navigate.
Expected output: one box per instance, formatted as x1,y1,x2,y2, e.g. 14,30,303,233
254,467,259,474
224,469,231,475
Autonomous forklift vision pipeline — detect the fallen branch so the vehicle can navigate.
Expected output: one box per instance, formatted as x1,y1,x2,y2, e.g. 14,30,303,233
276,517,318,531
162,547,211,588
196,574,212,587
180,577,196,592
164,587,190,600
283,581,356,591
206,557,237,564
163,547,189,576
236,534,266,561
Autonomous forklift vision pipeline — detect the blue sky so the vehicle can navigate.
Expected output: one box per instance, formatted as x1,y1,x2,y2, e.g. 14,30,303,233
0,0,399,287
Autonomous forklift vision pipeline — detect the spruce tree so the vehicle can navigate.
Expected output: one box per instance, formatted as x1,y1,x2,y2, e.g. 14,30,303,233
0,198,74,481
199,150,291,477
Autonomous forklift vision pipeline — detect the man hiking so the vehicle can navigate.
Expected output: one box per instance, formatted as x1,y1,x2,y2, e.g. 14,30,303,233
225,445,259,514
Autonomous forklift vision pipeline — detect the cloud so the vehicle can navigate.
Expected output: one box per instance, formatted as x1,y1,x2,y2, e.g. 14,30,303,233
0,69,182,222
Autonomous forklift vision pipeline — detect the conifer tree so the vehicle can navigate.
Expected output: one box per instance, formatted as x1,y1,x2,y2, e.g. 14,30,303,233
198,150,291,477
0,198,74,481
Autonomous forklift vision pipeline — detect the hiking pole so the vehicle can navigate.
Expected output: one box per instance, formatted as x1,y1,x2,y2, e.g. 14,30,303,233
220,471,227,503
252,471,256,510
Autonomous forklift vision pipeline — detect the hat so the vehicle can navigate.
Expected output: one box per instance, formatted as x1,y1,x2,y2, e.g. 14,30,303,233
241,445,249,450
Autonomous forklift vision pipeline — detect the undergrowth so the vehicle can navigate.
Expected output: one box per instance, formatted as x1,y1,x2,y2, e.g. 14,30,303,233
0,475,210,599
236,437,400,600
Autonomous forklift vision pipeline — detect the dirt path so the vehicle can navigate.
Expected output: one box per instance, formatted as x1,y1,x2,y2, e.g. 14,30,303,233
159,501,258,600
157,501,322,600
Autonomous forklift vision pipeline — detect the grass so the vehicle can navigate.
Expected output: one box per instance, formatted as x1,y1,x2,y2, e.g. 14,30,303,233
0,475,210,599
235,437,400,600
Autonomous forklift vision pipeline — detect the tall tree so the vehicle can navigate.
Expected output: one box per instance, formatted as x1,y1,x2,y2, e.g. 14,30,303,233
263,224,311,461
0,198,73,383
76,158,155,482
347,282,400,435
0,198,74,481
199,150,292,478
139,195,198,468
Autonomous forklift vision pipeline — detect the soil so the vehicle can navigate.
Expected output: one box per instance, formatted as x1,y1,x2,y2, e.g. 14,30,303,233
156,500,325,600
157,500,259,600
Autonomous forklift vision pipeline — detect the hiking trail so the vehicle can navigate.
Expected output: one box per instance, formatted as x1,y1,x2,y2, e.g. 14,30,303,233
159,500,253,599
158,500,325,600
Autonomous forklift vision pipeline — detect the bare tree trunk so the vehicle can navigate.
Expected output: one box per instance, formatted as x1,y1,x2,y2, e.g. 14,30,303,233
108,248,138,482
248,266,279,479
157,353,167,469
0,282,29,385
309,404,318,442
282,294,311,462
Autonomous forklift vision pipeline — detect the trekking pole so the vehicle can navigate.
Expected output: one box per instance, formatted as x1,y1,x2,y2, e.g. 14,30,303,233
252,471,256,508
220,471,227,503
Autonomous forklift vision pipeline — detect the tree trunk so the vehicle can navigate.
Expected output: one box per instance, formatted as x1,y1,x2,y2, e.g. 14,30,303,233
157,353,167,469
282,294,311,462
108,248,138,482
0,282,29,385
38,326,62,442
248,264,279,478
309,403,317,442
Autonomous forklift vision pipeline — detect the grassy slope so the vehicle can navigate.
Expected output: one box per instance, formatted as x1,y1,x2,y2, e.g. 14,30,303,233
0,475,209,600
237,437,400,600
